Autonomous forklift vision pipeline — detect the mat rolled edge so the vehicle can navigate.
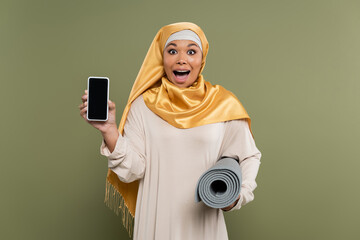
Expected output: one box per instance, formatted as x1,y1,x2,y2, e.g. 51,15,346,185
195,157,242,209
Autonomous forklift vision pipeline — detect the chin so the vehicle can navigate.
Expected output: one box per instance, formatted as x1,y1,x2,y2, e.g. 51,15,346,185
174,78,197,88
175,82,192,88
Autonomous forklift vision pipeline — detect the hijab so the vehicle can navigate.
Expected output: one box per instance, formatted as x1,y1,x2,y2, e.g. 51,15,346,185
104,22,251,238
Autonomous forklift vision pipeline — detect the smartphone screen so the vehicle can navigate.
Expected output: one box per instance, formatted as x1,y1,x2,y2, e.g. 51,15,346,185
87,77,109,121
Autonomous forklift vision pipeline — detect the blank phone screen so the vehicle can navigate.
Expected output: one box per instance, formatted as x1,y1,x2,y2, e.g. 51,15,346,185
88,78,108,120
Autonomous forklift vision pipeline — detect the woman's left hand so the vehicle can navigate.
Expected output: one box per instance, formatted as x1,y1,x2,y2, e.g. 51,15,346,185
221,195,240,211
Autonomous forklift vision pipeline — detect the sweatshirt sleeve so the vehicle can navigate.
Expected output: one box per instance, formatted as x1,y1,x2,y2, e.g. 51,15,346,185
220,119,261,212
100,99,146,183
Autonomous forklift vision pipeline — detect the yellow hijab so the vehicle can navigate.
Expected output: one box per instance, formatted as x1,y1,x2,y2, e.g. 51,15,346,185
104,22,251,238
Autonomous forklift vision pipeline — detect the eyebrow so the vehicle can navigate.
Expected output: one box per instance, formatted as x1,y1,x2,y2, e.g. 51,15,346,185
187,43,199,48
166,43,200,48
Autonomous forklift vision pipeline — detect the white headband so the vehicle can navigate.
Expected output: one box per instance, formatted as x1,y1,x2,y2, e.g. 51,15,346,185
164,30,203,52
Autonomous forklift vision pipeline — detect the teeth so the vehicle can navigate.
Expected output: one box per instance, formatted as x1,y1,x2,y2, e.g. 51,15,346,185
174,70,190,73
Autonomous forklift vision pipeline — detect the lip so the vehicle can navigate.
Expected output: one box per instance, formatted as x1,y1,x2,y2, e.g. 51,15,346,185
173,68,191,72
172,70,190,84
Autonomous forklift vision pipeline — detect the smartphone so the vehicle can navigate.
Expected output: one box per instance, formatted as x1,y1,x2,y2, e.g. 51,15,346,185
87,76,109,121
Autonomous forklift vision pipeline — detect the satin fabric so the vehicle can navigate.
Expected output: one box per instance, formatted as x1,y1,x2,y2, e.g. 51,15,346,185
105,22,251,237
143,76,250,129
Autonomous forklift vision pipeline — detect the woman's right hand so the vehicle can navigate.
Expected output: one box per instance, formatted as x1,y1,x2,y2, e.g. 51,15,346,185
79,89,118,134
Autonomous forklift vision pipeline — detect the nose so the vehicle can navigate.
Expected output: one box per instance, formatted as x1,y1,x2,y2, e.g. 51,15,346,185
176,52,187,65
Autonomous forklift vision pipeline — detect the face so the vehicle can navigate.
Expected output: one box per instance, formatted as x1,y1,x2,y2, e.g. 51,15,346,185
163,40,202,88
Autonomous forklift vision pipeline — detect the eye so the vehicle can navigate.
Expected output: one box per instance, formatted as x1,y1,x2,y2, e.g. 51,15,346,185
168,49,177,55
187,49,196,55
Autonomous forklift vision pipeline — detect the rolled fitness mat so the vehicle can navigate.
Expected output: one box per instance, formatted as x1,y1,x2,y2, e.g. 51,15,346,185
195,157,242,209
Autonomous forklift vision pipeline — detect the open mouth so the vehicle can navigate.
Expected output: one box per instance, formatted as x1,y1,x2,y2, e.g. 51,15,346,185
173,70,190,77
173,70,191,83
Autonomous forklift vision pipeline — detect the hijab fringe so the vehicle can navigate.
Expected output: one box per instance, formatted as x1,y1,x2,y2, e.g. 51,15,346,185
104,179,134,238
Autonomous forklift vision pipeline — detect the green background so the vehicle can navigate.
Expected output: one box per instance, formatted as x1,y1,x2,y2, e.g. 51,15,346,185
1,0,359,239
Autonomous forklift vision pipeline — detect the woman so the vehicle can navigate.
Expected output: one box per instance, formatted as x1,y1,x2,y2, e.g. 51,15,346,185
79,22,261,240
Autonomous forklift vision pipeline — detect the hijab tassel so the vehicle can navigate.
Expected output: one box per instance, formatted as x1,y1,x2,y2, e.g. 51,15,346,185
104,179,134,238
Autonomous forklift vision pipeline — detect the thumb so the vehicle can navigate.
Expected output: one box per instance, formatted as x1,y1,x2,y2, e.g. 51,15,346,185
108,100,116,110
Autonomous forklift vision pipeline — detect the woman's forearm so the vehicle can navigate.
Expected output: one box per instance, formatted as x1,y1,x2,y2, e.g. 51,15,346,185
101,126,119,153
